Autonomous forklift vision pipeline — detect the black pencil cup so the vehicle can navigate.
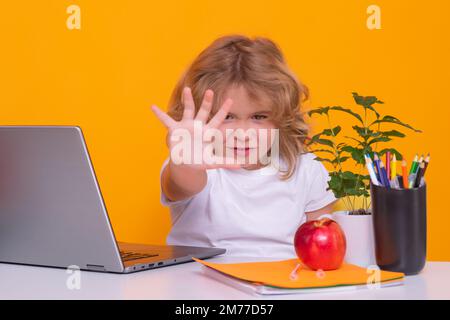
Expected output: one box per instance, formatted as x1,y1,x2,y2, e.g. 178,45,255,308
369,182,427,275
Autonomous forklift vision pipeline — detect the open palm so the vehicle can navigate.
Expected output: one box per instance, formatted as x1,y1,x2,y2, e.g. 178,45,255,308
151,87,240,170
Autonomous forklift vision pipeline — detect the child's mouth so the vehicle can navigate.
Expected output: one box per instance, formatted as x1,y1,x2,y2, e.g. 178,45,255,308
228,147,254,157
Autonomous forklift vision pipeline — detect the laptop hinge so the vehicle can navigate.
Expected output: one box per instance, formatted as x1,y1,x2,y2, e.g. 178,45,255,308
86,264,107,272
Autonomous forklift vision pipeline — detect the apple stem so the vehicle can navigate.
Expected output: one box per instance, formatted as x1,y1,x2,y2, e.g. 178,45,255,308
314,218,329,228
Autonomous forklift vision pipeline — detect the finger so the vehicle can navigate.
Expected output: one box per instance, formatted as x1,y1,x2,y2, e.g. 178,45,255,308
182,87,195,120
150,105,177,128
206,98,233,129
195,89,214,123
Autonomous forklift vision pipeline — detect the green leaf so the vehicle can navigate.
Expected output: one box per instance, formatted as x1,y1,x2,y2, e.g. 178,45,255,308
323,126,341,136
341,146,369,165
351,92,382,118
313,156,333,164
350,148,366,164
341,171,357,180
368,136,391,145
377,148,403,160
352,92,366,106
365,105,380,119
327,172,351,199
309,149,335,155
379,130,406,138
342,179,357,189
351,93,384,106
329,106,363,124
352,125,379,140
341,145,357,153
344,136,364,146
309,132,325,144
365,144,374,153
307,107,330,117
332,156,349,164
314,138,334,148
328,174,343,190
370,115,422,132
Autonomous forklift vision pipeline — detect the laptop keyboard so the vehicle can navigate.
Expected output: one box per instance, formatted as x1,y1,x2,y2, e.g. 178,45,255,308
120,250,159,262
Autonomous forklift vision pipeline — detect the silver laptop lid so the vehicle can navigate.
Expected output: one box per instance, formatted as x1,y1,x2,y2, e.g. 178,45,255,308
0,126,123,272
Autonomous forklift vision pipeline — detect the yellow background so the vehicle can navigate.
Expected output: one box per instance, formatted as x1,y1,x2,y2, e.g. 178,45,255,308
1,1,449,260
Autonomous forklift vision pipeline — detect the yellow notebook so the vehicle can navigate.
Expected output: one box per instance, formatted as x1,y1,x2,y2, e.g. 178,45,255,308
193,257,404,294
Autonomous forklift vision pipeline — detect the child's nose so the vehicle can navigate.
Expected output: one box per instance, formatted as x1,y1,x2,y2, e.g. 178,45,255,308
234,119,253,130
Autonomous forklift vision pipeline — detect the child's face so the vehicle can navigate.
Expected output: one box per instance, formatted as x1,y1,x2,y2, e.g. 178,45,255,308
217,85,277,169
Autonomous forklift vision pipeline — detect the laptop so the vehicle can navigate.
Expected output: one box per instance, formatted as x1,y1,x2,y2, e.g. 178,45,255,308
0,126,225,273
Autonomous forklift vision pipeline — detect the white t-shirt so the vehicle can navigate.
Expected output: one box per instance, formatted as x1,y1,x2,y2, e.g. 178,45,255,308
159,152,337,258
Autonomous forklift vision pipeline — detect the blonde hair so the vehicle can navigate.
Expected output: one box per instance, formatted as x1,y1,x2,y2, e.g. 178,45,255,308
167,34,310,180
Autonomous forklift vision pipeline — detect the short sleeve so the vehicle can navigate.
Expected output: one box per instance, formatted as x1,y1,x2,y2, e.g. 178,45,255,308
159,158,195,208
304,158,337,212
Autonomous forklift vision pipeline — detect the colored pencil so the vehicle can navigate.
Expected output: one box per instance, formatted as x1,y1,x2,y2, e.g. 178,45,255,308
364,155,380,186
386,151,391,181
379,161,391,189
415,155,424,174
402,160,409,189
414,162,425,188
390,153,397,181
422,153,430,177
409,154,418,175
367,153,380,182
409,155,424,188
397,175,403,188
373,154,387,187
367,153,381,182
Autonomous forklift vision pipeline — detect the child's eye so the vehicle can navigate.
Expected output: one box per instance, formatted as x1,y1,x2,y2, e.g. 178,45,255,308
225,114,234,120
252,114,268,120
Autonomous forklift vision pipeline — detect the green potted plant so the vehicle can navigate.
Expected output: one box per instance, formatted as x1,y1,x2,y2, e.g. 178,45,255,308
307,92,421,266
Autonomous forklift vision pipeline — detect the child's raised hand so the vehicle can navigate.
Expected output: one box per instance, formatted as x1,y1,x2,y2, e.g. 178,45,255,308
151,87,240,170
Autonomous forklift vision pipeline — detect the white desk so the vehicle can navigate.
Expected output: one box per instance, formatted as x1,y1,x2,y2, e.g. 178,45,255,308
1,256,449,299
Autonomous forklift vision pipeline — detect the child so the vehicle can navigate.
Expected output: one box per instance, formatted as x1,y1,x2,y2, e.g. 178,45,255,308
151,35,337,258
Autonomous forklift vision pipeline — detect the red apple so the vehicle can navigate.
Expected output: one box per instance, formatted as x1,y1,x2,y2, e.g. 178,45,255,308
294,218,346,271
